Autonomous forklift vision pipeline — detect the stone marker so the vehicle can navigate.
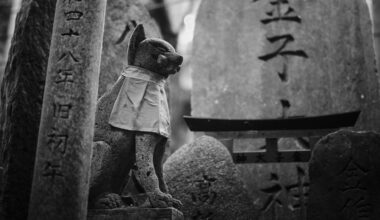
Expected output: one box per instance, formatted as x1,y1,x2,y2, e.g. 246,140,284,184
28,0,106,220
190,0,377,219
308,130,380,220
164,136,257,219
87,207,183,220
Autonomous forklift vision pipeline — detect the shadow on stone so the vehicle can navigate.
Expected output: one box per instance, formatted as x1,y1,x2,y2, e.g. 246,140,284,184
87,207,183,220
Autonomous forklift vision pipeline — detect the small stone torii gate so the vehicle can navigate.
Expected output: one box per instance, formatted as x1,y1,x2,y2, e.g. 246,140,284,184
184,110,360,164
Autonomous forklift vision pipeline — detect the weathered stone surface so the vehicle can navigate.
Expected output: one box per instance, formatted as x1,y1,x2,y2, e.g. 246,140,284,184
90,25,183,210
0,0,160,219
28,0,106,219
163,136,257,220
0,0,13,75
191,0,380,131
87,207,183,220
0,1,57,219
99,0,161,97
308,130,380,220
189,1,378,219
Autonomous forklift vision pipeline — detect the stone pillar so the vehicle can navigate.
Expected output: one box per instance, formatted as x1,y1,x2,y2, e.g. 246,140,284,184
308,130,380,220
28,0,106,220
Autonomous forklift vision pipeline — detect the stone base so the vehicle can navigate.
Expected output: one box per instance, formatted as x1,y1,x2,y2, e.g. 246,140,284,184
87,207,184,220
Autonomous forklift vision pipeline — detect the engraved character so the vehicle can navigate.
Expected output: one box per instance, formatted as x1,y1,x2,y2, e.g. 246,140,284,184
58,51,80,64
339,159,370,219
260,173,285,215
56,69,75,85
42,161,63,181
261,0,301,24
53,102,72,119
191,175,217,205
47,127,69,155
64,10,83,21
258,34,308,62
61,28,79,37
260,167,309,218
285,166,309,211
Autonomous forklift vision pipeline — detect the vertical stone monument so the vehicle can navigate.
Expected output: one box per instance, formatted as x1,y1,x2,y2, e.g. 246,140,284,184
28,0,106,219
190,0,378,219
308,130,380,220
0,1,57,219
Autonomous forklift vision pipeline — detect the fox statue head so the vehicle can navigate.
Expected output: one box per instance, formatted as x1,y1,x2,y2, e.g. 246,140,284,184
127,24,183,78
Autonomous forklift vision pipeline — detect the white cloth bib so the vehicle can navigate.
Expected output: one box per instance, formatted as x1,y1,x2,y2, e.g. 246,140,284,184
108,66,170,137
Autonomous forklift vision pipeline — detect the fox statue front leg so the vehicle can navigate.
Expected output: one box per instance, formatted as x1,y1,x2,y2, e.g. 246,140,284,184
134,132,182,209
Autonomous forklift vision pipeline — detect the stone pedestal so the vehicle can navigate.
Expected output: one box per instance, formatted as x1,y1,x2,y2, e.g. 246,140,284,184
87,208,184,220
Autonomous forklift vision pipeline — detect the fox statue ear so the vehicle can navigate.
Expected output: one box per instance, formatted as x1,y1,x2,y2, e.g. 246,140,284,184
127,24,146,65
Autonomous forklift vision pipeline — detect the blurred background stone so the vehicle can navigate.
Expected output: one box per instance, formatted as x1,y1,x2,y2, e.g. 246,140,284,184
99,0,161,97
308,130,380,220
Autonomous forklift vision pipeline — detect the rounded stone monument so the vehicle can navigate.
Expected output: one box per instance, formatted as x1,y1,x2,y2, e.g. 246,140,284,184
308,130,380,220
163,136,257,220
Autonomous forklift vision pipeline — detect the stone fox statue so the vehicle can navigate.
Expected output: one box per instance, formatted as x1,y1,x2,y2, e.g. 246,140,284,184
89,24,183,209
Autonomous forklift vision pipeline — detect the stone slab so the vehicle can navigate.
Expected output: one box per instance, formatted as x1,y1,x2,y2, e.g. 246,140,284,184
87,208,183,220
189,1,378,219
308,130,380,220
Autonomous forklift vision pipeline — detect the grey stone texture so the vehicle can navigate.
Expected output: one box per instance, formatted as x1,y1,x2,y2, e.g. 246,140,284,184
191,0,380,131
189,1,378,219
89,25,183,210
87,207,183,220
0,1,57,219
0,0,161,219
99,0,161,97
27,0,106,220
163,136,257,220
308,130,380,220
